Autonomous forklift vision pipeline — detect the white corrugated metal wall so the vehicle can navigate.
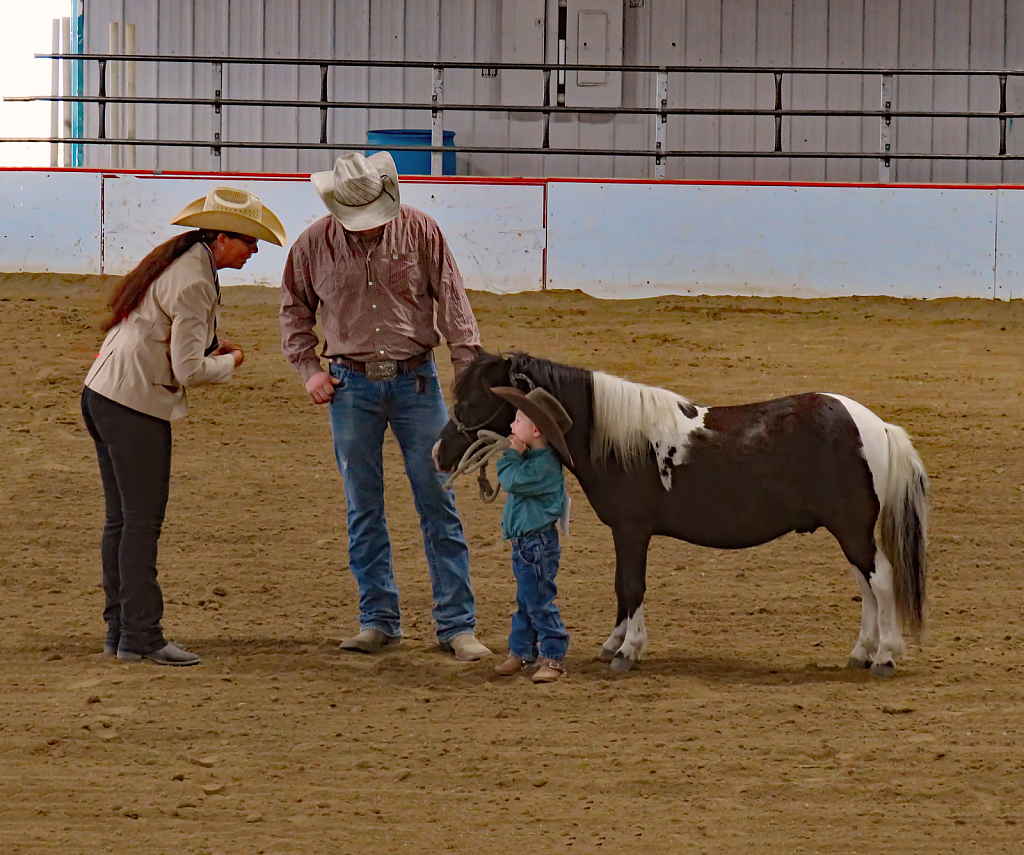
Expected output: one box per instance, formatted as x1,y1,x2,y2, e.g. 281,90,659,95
81,0,1024,181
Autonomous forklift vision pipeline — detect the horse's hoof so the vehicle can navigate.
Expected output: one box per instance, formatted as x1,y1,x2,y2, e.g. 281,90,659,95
847,656,872,670
597,647,616,663
610,654,635,673
869,661,896,678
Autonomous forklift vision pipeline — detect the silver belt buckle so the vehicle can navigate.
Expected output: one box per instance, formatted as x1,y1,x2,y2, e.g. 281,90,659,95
365,359,398,381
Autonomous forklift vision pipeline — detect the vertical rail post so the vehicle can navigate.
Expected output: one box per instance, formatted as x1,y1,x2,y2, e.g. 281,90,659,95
109,23,120,168
98,60,107,140
319,64,329,144
773,72,783,151
212,62,223,170
654,68,668,179
879,73,893,182
125,23,136,169
431,65,444,177
61,17,72,150
50,20,60,166
999,73,1008,156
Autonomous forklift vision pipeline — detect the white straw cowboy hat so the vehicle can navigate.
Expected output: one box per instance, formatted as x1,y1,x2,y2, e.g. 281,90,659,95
170,186,286,246
311,152,401,231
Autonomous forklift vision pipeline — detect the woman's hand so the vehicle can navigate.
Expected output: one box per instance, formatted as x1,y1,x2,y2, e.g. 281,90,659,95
215,339,244,367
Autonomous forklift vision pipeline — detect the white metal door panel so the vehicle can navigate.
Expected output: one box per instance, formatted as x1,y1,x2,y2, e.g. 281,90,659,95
564,0,621,108
718,0,756,180
402,183,545,293
681,0,722,180
330,0,370,169
967,0,1005,184
101,175,544,292
826,0,867,182
753,0,793,182
1004,3,1024,183
226,0,267,173
500,0,545,107
0,171,102,274
470,0,507,177
932,2,970,184
546,181,999,299
157,0,195,171
790,0,827,182
896,0,936,185
262,1,300,175
994,187,1024,299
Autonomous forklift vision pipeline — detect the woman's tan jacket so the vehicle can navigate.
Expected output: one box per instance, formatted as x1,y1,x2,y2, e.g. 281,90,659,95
85,243,235,421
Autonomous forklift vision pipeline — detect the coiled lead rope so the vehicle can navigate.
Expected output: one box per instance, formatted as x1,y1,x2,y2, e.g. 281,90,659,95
441,430,510,503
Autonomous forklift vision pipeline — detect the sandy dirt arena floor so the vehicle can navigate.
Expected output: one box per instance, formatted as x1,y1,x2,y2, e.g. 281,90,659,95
1,273,1024,854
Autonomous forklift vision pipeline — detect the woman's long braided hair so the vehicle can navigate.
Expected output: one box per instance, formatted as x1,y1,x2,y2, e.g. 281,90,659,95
101,229,220,331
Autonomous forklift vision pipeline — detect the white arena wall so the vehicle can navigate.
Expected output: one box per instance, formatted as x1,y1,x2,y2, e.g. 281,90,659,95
2,169,1024,300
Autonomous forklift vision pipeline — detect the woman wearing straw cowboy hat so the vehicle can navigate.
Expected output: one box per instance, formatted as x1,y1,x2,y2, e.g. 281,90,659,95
81,187,285,666
280,152,490,661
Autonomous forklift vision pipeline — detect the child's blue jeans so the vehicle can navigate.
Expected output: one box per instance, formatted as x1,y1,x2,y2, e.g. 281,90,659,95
508,525,569,662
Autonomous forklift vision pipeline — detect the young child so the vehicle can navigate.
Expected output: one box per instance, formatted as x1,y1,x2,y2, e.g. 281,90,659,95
489,386,574,683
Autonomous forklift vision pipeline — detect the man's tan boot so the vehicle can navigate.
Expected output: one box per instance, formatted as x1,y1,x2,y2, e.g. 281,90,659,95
443,633,492,661
339,629,400,654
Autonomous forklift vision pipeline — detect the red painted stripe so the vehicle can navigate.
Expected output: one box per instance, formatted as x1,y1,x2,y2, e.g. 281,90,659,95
1,166,1019,191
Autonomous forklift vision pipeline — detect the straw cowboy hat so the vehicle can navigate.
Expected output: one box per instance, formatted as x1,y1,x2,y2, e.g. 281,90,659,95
490,386,574,467
171,186,286,245
311,152,401,231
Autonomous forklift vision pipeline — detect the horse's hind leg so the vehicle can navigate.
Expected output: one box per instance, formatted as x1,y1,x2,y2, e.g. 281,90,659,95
601,527,651,672
847,568,879,669
866,549,906,677
834,522,903,677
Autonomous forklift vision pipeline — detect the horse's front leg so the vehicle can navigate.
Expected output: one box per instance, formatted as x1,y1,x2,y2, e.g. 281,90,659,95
598,526,652,672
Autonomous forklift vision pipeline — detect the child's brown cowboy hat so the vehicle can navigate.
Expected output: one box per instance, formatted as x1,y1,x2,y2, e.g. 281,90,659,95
490,386,574,467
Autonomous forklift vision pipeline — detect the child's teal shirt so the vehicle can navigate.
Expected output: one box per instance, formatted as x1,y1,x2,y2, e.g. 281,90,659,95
495,446,566,540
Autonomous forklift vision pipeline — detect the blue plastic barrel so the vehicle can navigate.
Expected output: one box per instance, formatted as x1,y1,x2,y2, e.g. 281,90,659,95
366,129,456,176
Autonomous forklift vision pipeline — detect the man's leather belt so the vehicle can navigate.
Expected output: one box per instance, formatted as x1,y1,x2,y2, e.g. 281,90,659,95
330,350,433,381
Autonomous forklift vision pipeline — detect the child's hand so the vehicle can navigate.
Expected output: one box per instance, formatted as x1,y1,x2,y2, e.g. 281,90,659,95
509,435,527,454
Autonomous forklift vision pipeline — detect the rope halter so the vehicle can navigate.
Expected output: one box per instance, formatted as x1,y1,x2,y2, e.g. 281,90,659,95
441,429,510,503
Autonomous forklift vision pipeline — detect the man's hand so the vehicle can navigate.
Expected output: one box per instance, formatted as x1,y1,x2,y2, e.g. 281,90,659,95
306,370,340,405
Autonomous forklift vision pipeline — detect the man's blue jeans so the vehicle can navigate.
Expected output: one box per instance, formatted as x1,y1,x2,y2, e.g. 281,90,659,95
328,359,476,643
508,525,569,662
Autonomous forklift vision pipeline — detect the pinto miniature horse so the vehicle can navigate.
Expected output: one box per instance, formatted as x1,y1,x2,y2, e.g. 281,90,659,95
434,351,928,676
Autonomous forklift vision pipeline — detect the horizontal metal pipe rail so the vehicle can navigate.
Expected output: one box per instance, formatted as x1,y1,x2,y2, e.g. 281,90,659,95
4,136,1018,160
10,94,1024,120
8,54,1023,178
30,53,1024,75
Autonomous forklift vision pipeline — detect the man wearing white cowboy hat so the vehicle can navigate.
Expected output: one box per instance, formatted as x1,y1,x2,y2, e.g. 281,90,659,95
280,152,489,661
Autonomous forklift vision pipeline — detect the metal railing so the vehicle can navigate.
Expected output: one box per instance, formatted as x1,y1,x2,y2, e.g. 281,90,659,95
5,53,1024,180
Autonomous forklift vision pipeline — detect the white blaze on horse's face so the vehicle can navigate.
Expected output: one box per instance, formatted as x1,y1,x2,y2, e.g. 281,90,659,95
592,371,707,490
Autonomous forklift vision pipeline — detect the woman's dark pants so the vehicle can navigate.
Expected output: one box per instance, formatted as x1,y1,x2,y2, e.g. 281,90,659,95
81,387,171,654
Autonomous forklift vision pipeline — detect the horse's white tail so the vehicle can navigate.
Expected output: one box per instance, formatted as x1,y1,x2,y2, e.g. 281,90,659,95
879,424,929,641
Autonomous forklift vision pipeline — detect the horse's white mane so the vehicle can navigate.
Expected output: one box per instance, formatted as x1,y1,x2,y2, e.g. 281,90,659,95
591,371,706,468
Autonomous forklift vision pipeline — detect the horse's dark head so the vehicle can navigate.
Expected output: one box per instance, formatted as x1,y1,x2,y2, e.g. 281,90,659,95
433,350,517,472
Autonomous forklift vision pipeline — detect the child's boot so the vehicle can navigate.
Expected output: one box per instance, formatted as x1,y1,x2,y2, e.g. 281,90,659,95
495,654,527,676
532,658,565,683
